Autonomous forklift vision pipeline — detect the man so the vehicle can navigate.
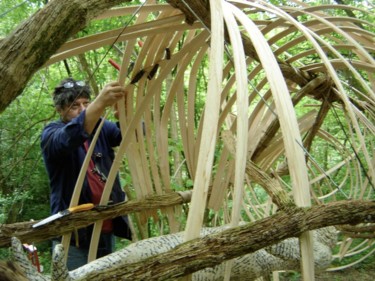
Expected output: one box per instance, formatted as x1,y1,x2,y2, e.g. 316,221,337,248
41,78,132,270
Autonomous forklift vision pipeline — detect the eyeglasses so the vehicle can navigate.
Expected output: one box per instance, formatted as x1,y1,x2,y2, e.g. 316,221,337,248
61,81,86,88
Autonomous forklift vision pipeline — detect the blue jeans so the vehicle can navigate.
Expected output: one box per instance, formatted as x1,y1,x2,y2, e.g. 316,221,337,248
52,233,115,271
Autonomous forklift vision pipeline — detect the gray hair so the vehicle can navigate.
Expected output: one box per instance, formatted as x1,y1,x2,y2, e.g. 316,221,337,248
53,78,91,109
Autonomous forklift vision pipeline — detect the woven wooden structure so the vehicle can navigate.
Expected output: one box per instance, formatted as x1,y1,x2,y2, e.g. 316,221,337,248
39,0,374,278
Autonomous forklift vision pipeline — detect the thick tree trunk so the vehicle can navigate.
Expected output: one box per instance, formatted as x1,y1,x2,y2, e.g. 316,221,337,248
0,0,131,112
69,200,375,280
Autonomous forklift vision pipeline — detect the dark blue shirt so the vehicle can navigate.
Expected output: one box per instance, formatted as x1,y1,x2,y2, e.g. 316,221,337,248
41,110,131,240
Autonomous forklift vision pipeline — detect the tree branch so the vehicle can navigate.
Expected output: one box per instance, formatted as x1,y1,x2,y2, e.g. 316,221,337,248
78,200,375,280
0,191,191,247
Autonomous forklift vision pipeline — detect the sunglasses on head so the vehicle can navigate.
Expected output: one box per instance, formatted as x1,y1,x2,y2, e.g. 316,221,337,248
60,81,86,89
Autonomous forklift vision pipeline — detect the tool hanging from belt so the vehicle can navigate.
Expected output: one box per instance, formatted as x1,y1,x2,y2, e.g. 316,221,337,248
22,243,41,272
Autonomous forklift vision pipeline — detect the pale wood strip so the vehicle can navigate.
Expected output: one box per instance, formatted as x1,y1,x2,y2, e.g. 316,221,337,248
207,148,231,211
61,115,107,262
95,4,176,20
230,3,315,279
184,0,224,241
183,41,209,179
223,1,249,229
44,21,201,67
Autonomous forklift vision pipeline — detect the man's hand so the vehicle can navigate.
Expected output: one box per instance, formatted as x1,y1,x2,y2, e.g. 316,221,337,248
84,81,127,134
96,81,126,109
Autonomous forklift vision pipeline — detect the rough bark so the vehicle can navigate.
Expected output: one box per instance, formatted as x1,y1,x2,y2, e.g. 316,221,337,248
0,191,191,247
0,0,132,112
7,200,375,281
167,0,210,25
11,226,336,281
65,200,375,280
0,260,28,281
2,190,374,249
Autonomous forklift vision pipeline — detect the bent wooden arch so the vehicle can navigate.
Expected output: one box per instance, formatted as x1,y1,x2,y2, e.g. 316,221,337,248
44,0,375,275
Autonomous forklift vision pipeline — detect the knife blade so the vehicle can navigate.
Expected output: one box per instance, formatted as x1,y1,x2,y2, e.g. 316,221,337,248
32,203,94,228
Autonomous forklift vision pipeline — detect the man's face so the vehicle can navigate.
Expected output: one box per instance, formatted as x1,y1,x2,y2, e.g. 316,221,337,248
58,98,90,122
